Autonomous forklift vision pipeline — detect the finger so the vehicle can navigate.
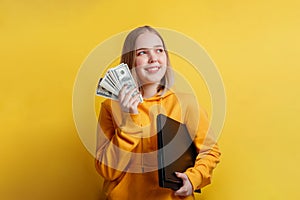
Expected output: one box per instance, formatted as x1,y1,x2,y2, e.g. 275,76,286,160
175,172,187,180
128,97,140,114
122,87,137,105
128,92,140,105
174,186,188,196
132,98,140,108
118,85,128,102
174,172,192,197
130,98,140,113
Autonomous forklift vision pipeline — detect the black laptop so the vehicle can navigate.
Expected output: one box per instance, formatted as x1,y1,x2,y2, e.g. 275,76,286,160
157,114,200,192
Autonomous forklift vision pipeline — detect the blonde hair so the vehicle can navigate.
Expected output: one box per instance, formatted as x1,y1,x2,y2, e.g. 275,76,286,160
120,25,174,94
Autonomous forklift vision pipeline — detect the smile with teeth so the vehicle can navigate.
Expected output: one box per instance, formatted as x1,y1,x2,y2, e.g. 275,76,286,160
145,66,160,73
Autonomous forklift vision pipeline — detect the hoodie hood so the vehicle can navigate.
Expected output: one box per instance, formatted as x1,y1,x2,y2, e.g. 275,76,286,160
142,89,174,102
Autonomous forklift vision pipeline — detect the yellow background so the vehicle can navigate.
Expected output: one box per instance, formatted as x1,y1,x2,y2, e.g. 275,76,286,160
1,0,300,199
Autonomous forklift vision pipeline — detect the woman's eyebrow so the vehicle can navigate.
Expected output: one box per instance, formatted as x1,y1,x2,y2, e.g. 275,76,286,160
136,45,164,51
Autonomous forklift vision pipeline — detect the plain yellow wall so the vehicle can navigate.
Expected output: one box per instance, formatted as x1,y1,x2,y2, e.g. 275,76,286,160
1,0,300,199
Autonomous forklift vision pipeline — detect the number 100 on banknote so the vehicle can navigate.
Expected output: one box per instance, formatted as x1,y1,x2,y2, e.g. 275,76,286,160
96,63,143,103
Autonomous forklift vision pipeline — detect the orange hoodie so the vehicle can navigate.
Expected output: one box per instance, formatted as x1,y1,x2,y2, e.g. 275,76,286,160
95,90,221,200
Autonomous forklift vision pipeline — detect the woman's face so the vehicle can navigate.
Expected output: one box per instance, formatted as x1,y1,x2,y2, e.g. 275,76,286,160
134,31,167,86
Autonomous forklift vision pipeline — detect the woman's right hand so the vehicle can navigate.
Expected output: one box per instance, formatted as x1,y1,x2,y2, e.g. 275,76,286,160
118,85,140,114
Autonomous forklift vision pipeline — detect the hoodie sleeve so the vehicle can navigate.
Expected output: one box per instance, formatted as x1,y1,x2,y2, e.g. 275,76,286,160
95,100,142,181
184,96,221,191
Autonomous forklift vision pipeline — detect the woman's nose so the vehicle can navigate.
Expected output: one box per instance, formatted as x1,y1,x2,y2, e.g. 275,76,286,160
148,51,158,63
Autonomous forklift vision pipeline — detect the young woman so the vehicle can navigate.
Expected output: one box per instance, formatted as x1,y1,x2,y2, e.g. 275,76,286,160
95,26,220,200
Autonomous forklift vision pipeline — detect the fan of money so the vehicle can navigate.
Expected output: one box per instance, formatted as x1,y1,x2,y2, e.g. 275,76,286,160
96,63,143,102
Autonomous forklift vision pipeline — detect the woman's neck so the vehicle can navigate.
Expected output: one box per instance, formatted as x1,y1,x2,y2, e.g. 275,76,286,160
141,83,160,99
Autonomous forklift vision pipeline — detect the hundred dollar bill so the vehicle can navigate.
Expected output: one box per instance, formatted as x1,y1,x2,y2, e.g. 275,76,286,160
96,78,118,100
107,70,121,91
96,63,143,103
111,63,143,103
99,71,119,96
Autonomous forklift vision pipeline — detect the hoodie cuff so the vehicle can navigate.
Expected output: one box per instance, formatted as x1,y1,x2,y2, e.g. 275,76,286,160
185,167,203,192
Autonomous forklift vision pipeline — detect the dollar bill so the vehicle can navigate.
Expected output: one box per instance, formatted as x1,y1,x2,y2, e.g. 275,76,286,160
96,63,143,103
107,70,121,91
99,72,119,96
96,78,118,100
111,63,143,103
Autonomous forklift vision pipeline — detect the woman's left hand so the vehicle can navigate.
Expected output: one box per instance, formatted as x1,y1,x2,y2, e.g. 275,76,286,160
174,172,193,197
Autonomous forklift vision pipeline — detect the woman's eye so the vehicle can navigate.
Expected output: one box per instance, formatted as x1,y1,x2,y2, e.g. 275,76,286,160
137,51,146,56
156,48,164,53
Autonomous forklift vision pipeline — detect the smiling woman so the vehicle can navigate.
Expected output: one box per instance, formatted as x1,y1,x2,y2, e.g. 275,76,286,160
94,26,221,200
134,32,168,98
120,26,174,101
2,0,299,199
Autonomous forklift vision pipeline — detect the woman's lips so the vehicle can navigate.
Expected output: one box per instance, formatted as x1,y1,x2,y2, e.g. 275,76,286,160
145,66,160,73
